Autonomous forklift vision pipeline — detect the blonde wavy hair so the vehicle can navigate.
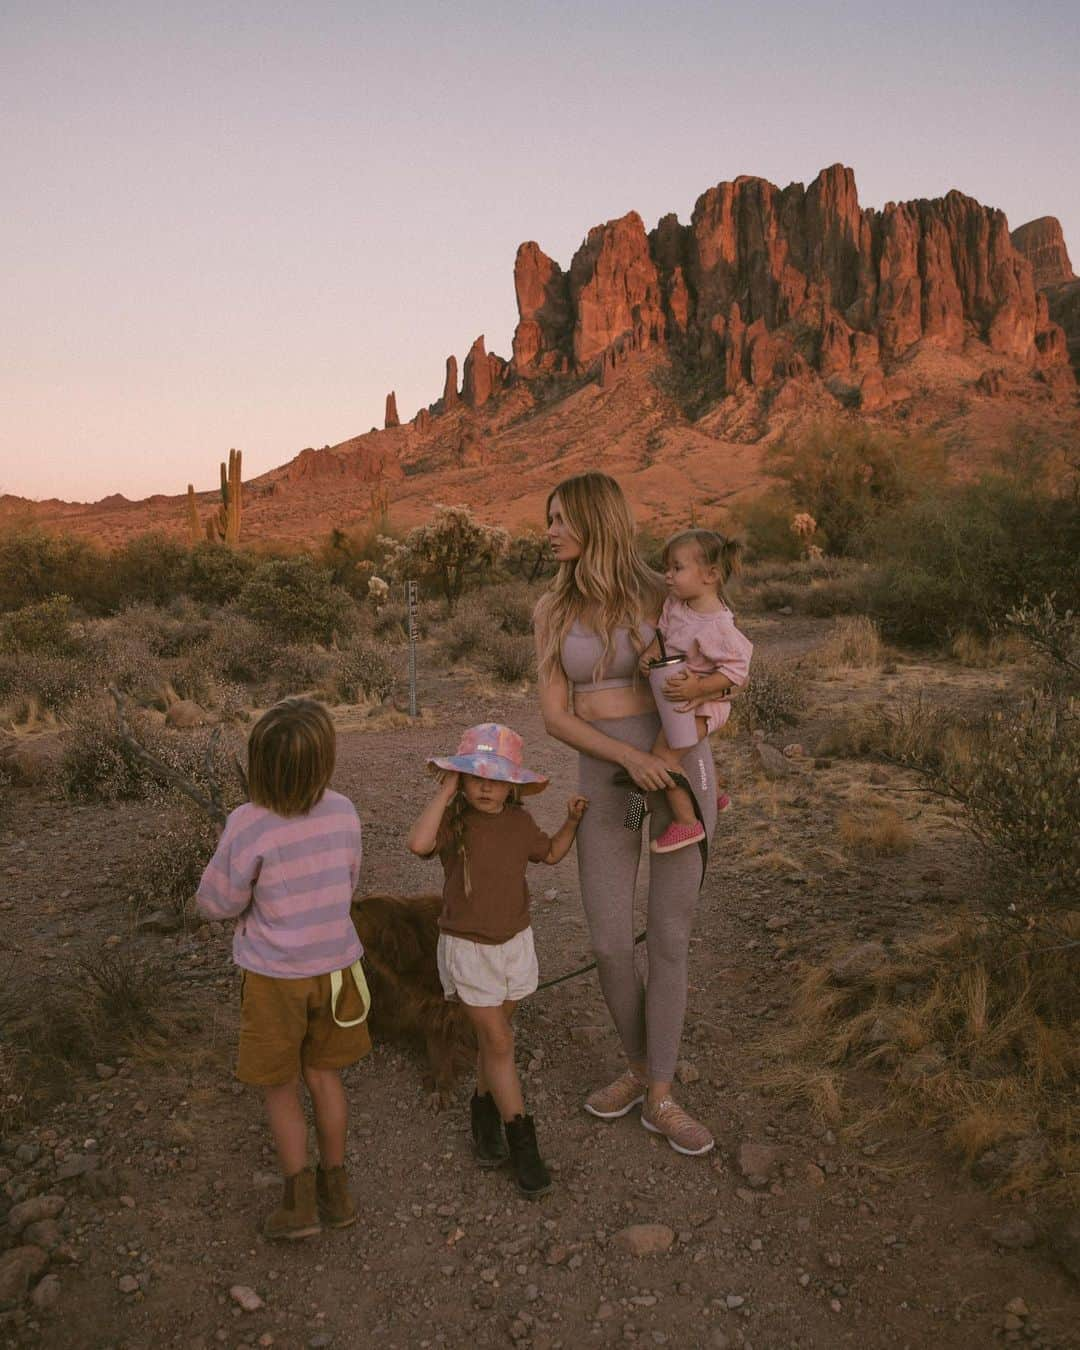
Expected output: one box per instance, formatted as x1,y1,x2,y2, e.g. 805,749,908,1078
536,472,665,683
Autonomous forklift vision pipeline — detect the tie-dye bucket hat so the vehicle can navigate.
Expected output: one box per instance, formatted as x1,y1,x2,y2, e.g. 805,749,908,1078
427,723,549,795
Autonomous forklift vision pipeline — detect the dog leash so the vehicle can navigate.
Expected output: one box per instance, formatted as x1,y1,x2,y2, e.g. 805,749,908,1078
536,931,646,991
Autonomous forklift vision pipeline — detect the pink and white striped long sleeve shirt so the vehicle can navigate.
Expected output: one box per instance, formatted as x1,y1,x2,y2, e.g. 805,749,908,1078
196,789,363,978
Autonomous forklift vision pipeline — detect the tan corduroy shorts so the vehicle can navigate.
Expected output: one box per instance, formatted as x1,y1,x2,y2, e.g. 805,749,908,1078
236,967,371,1086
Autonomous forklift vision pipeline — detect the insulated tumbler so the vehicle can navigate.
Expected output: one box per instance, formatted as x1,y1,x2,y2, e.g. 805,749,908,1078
647,654,700,749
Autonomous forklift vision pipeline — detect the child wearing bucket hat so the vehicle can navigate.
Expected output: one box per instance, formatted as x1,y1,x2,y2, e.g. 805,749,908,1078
406,723,588,1198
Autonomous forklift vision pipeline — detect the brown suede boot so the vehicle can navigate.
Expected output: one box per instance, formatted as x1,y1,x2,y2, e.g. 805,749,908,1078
263,1167,320,1240
316,1165,357,1229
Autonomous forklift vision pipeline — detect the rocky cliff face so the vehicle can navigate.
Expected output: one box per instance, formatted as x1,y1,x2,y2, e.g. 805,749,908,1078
1011,217,1077,289
1012,215,1080,376
510,165,1073,398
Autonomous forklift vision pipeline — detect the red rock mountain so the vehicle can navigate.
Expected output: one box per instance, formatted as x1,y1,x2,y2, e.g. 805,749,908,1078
1012,215,1080,378
7,165,1078,545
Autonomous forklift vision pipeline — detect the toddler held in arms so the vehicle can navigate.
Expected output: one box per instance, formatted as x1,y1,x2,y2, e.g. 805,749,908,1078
638,529,753,853
407,723,587,1199
197,698,369,1240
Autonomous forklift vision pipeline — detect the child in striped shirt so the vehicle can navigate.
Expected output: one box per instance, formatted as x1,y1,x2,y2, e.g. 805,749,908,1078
197,698,368,1241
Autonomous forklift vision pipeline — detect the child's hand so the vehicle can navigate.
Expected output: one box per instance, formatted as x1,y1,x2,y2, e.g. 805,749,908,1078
566,795,589,822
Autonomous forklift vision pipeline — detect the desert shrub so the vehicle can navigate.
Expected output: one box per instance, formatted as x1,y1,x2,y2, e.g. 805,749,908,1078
371,603,407,641
442,599,488,662
740,659,806,732
1007,595,1079,698
768,422,947,556
504,530,555,582
737,558,872,617
379,504,509,611
176,613,274,693
84,622,166,701
486,633,536,684
238,557,358,643
838,806,913,857
820,615,883,669
485,581,536,636
129,805,218,914
59,698,240,802
1,594,76,653
0,527,108,613
268,644,336,699
865,477,1080,644
185,543,257,604
111,532,191,607
31,652,102,711
949,631,1027,668
334,639,396,703
731,490,806,562
0,765,12,828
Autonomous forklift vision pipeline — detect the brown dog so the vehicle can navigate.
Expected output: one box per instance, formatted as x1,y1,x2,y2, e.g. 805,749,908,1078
351,893,476,1108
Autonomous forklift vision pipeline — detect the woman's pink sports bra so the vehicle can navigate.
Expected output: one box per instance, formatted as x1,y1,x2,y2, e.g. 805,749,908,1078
561,620,656,693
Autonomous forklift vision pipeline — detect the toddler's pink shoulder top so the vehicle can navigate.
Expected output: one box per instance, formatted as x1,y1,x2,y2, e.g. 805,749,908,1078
659,596,753,685
196,789,363,978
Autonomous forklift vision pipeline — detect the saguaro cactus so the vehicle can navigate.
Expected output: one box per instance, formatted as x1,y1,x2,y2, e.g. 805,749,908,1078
185,448,243,547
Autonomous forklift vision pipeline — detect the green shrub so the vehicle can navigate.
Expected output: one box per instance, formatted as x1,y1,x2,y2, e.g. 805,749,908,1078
485,582,536,636
380,505,509,611
111,533,191,607
334,639,395,703
1,594,76,653
731,490,805,562
768,422,947,555
0,528,108,613
865,478,1080,644
185,543,257,605
238,557,358,643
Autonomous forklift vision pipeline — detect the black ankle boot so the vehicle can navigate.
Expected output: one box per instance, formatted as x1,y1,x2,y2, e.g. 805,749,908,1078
470,1091,508,1167
505,1114,551,1198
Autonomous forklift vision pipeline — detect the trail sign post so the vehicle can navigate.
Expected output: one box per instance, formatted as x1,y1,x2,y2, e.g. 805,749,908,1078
406,579,419,717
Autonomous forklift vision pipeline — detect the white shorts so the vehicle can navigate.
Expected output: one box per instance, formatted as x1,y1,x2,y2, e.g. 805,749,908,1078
436,927,539,1007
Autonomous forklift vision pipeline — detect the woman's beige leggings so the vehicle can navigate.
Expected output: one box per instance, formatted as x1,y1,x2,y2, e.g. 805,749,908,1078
576,712,717,1081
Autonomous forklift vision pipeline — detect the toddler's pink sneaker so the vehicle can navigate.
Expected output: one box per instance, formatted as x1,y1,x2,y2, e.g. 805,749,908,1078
650,820,706,854
717,791,731,812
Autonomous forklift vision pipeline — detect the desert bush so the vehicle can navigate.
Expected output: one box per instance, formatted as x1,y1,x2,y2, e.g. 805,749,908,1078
820,615,883,669
84,622,166,701
504,530,555,582
441,598,489,662
129,805,218,914
737,558,872,617
486,633,536,684
485,581,536,636
768,422,947,556
238,557,358,643
334,639,396,703
1,594,76,653
174,613,275,697
731,490,807,562
111,532,191,607
185,542,257,605
739,659,806,732
0,527,109,613
865,476,1079,644
268,644,336,699
379,504,509,611
27,652,101,712
949,631,1027,668
838,806,913,857
0,765,12,828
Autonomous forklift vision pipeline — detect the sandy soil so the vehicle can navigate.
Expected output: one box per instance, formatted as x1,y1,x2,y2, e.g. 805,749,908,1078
1,617,1077,1349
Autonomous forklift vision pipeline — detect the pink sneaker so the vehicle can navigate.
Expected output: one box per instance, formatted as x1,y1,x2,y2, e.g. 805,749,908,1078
650,820,706,854
641,1097,715,1156
717,791,731,812
584,1070,646,1120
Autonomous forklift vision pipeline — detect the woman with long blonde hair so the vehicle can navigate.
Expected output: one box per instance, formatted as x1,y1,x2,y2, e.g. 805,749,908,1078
535,472,731,1156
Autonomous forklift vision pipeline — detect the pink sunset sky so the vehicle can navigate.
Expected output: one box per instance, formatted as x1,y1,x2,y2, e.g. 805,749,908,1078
2,0,1077,503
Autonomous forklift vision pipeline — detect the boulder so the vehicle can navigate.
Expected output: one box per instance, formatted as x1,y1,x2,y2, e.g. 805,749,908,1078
0,1246,48,1309
7,1194,65,1235
165,699,209,729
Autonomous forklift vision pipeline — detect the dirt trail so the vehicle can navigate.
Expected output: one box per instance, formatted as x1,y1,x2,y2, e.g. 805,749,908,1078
1,617,1076,1349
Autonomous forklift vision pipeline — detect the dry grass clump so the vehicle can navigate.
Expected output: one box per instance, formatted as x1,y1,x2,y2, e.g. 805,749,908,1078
0,946,177,1117
815,692,971,767
838,806,914,857
950,630,1028,667
762,922,1079,1200
820,615,883,670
